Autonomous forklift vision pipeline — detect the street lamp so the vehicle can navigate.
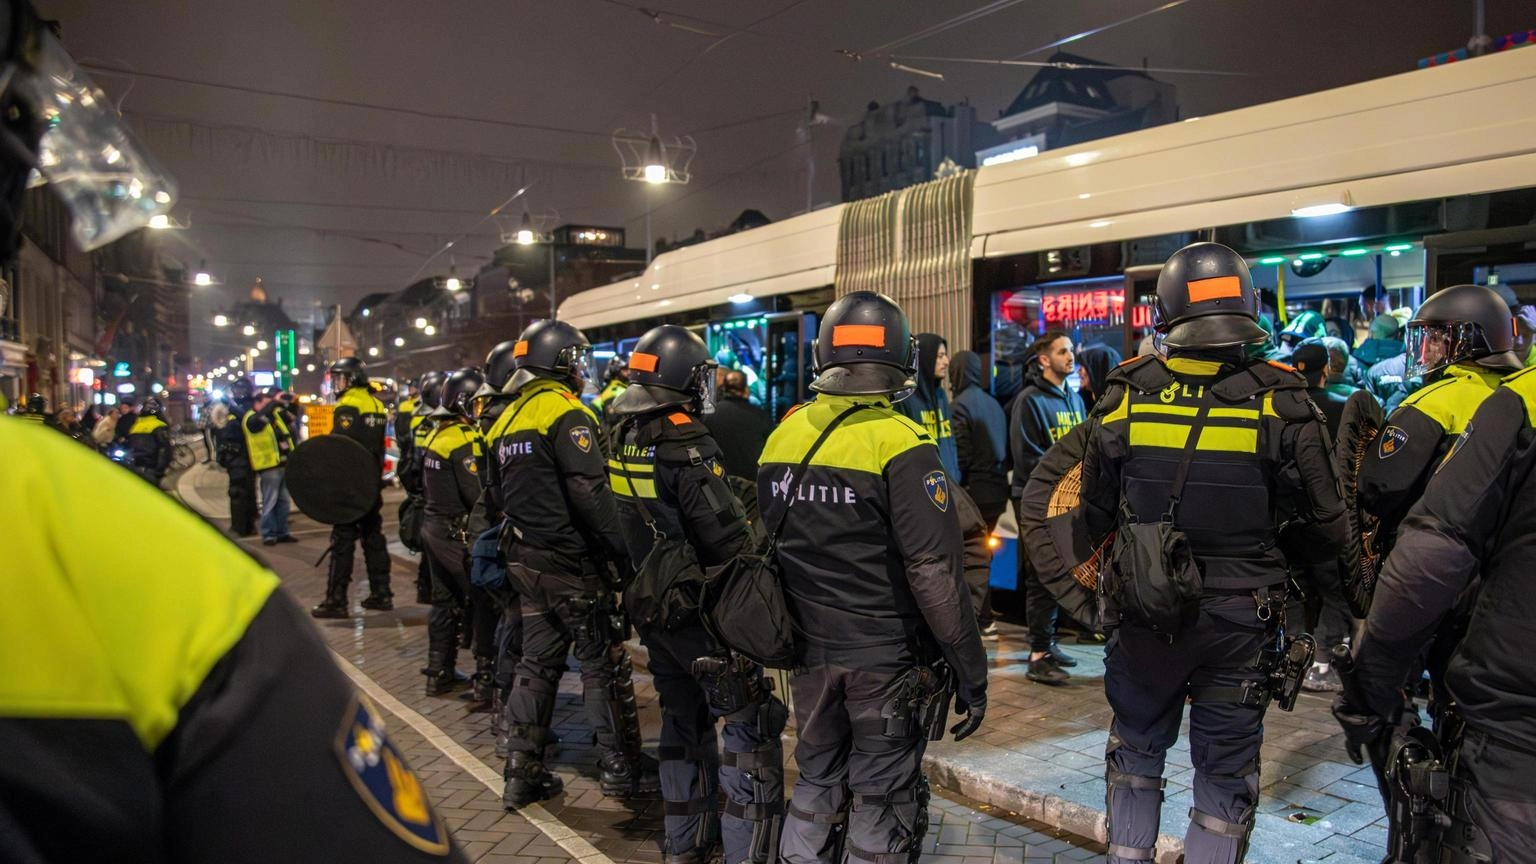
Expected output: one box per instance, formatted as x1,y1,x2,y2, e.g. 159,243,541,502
515,212,537,246
242,324,256,336
256,339,269,350
393,336,405,348
423,324,436,336
414,317,427,329
643,137,667,184
193,259,213,286
443,265,462,292
213,314,229,327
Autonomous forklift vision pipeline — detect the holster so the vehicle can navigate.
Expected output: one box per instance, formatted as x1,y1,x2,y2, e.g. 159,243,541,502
880,662,954,741
693,652,773,716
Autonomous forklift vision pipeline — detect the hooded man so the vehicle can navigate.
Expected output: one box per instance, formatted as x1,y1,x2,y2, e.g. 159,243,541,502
1352,313,1405,368
894,332,961,480
948,350,1008,528
1076,343,1123,412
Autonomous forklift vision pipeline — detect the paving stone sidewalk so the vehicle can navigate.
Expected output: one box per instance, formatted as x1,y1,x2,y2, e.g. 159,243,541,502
180,462,1110,864
923,635,1389,864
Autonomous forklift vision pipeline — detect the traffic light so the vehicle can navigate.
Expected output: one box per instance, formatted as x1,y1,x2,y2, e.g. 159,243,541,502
275,329,297,390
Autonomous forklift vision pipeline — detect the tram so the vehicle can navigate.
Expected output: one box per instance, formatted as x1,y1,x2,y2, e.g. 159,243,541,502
561,45,1536,601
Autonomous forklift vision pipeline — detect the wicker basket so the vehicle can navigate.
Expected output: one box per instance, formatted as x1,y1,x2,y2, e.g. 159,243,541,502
1046,462,1104,590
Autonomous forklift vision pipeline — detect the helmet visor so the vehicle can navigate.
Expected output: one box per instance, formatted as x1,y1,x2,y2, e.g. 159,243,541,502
14,31,176,250
1405,320,1484,379
564,344,596,386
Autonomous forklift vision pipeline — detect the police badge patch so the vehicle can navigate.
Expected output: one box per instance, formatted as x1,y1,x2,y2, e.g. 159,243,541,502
1378,425,1409,458
569,426,593,453
463,455,478,475
335,697,450,855
923,470,949,512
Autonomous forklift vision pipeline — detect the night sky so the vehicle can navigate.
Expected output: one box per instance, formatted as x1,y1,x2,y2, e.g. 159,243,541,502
39,0,1527,358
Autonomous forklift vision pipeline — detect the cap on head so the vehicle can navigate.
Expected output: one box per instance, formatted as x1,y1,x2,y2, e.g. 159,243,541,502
1153,242,1267,351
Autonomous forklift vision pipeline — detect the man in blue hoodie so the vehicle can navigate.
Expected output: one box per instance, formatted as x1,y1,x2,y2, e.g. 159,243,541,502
1009,330,1086,684
895,332,961,480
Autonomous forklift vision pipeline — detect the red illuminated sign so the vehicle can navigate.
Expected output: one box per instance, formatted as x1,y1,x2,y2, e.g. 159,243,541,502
1040,289,1153,329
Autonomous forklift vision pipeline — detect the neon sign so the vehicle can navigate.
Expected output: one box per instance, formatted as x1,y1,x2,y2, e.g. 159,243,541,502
1040,289,1153,329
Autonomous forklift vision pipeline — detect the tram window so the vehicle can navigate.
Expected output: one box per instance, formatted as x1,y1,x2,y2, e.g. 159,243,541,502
992,277,1141,404
707,313,813,422
1249,249,1424,357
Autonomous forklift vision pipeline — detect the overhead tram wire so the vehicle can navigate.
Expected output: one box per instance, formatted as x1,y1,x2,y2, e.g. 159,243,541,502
1009,0,1199,59
885,54,1253,78
861,0,1035,55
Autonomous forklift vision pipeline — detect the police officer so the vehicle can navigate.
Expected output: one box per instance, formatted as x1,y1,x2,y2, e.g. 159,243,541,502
313,357,394,617
1076,243,1347,863
485,319,658,807
476,341,527,751
1337,365,1536,860
589,355,629,418
0,0,464,855
401,370,447,605
1358,284,1523,551
394,376,421,452
420,368,495,699
126,396,173,487
14,391,46,423
606,325,787,864
219,377,260,537
762,291,987,864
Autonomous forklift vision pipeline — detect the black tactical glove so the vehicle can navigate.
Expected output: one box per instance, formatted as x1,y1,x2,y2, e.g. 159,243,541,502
1330,694,1386,765
950,694,986,742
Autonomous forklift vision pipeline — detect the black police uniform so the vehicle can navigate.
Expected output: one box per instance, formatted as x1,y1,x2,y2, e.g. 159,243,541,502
477,391,526,751
218,403,259,536
762,394,988,864
486,378,652,802
420,415,492,692
1349,366,1536,861
1079,354,1347,863
320,384,394,611
0,417,466,863
610,405,786,864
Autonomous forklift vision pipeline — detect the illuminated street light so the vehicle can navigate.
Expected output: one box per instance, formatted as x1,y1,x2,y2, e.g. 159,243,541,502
193,259,213,286
256,339,269,350
423,325,436,336
242,324,256,336
368,346,380,357
393,336,406,348
415,317,428,329
213,314,229,327
148,214,170,229
516,212,537,245
443,264,462,292
305,363,316,372
643,136,668,184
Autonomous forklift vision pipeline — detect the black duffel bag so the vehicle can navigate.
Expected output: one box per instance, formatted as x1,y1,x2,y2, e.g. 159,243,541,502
702,405,866,669
397,494,425,553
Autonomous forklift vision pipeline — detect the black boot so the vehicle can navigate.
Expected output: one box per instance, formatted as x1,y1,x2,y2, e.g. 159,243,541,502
310,574,348,619
462,658,496,710
599,750,661,798
362,569,392,610
424,606,465,696
361,593,393,611
503,750,563,809
663,839,722,864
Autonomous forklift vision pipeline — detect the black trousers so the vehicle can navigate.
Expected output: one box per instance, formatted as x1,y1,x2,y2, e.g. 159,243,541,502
780,647,928,864
1102,595,1272,864
1453,731,1536,862
645,624,785,863
1013,499,1058,652
228,471,257,536
328,495,391,598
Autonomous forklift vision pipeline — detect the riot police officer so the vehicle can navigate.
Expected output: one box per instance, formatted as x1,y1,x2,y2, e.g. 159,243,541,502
401,370,447,605
1358,284,1523,549
313,357,394,617
1076,243,1346,864
762,291,987,864
420,368,495,698
476,341,526,750
590,355,629,418
1337,365,1536,861
606,325,787,864
219,377,259,537
484,319,658,807
126,396,173,487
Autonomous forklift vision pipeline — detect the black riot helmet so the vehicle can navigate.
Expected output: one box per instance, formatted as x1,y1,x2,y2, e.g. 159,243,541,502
140,397,163,417
483,340,519,392
229,376,254,406
1405,284,1521,378
415,370,447,414
504,319,593,396
608,325,717,418
809,290,917,399
435,367,485,419
329,356,369,392
1154,242,1268,351
25,392,43,413
604,355,629,383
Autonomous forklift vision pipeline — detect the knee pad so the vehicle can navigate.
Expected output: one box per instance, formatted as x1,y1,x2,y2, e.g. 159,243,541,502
847,778,929,864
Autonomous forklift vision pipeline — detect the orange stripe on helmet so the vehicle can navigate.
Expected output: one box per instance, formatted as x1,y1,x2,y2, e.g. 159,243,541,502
831,324,887,348
628,352,659,372
512,340,529,358
668,412,693,426
1187,275,1243,303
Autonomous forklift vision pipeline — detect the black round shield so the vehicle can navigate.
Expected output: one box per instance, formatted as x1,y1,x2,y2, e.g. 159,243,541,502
286,435,378,524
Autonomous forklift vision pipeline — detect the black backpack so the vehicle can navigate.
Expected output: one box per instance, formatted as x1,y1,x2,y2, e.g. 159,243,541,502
702,405,866,668
613,423,712,635
1099,391,1209,639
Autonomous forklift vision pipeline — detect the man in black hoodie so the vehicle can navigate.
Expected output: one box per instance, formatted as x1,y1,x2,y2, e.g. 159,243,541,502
1009,330,1087,684
950,350,1009,632
1076,344,1123,412
895,333,961,479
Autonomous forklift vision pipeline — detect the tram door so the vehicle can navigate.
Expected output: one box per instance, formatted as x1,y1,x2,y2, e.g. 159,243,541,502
706,311,814,422
1122,265,1162,357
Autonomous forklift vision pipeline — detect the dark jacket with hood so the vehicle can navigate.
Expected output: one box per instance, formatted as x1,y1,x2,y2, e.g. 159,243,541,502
1076,343,1122,412
948,350,1009,522
894,332,962,481
1008,362,1086,498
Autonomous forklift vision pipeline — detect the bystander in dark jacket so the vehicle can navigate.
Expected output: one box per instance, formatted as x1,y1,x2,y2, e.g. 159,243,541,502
1076,343,1122,412
948,350,1009,527
702,368,773,480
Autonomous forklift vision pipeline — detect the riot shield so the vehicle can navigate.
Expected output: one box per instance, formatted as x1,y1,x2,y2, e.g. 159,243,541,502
285,434,379,525
1016,423,1102,630
1334,389,1386,618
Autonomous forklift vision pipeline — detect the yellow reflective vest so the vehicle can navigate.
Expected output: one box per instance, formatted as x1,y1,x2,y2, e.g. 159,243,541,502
242,410,291,472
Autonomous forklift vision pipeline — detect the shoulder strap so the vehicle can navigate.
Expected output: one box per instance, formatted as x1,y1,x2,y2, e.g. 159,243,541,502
615,419,663,539
768,404,868,543
1164,386,1214,521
